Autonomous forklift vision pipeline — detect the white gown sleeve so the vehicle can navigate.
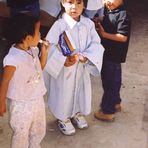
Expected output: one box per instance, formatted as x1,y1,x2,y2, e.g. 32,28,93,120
82,21,104,75
44,21,67,79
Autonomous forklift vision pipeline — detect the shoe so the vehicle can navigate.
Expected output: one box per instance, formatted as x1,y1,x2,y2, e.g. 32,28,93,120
72,113,88,129
94,111,115,122
58,119,75,136
115,104,122,112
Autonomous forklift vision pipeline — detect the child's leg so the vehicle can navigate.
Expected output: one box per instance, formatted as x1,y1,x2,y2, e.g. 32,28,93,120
9,100,34,148
29,97,46,148
101,60,121,114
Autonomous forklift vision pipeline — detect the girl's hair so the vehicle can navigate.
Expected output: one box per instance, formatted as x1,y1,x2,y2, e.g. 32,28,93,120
61,0,87,7
83,0,88,8
7,13,39,44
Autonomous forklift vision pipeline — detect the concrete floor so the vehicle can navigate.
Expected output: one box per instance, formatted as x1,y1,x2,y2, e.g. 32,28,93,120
0,0,148,148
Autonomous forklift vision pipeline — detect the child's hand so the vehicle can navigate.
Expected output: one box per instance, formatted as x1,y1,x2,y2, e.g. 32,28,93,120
96,22,105,38
0,100,6,116
78,54,88,63
64,54,78,67
39,39,50,69
39,39,50,54
93,17,100,27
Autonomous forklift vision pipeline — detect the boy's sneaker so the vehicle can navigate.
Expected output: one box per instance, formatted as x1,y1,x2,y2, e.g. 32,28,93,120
72,113,88,129
58,119,75,136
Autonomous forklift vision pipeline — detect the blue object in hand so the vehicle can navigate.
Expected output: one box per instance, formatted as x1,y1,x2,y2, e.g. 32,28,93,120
59,33,72,56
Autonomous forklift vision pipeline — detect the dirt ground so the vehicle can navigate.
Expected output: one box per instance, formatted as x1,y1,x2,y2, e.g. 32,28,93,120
0,0,148,148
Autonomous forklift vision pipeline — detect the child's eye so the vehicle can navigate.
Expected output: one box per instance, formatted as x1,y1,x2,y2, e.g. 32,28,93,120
67,0,73,4
76,0,82,4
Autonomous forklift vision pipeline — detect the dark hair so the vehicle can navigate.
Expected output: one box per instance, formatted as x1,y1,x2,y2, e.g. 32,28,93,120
7,0,38,7
83,0,88,8
7,13,39,44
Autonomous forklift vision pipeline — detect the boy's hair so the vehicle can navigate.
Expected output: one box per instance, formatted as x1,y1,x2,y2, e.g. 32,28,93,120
8,13,39,44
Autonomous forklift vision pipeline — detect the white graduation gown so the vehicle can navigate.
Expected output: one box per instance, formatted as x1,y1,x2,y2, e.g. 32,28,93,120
44,13,104,121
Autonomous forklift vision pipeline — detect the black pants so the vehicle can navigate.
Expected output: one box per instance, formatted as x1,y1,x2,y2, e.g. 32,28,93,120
101,60,122,114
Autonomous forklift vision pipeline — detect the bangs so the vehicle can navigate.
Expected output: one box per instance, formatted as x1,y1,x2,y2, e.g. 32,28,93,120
63,0,83,3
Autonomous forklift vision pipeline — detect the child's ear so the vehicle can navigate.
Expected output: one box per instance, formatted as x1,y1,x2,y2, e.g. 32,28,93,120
26,35,32,41
25,35,32,45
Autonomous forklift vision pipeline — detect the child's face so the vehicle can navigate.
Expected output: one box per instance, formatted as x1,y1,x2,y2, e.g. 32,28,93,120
104,0,123,10
28,21,41,47
62,0,84,21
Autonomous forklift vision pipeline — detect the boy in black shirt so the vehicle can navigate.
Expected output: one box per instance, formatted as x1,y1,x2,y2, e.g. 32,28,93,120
94,0,131,121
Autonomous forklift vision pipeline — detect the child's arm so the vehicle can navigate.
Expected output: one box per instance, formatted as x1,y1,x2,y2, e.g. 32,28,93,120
39,41,50,69
0,66,16,116
97,22,128,42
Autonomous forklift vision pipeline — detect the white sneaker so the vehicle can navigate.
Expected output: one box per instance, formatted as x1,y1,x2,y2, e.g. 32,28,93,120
72,113,88,129
58,119,75,136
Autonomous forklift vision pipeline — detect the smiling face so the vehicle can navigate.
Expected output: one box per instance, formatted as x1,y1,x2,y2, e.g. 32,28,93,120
104,0,123,10
62,0,84,21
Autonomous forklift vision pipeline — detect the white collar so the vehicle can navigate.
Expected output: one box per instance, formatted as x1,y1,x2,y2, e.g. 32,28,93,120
62,13,78,29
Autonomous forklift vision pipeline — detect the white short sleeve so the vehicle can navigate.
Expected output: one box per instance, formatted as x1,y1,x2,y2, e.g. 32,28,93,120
3,55,18,68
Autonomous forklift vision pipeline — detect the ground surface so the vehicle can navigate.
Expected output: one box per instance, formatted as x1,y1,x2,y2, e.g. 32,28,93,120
0,0,148,148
